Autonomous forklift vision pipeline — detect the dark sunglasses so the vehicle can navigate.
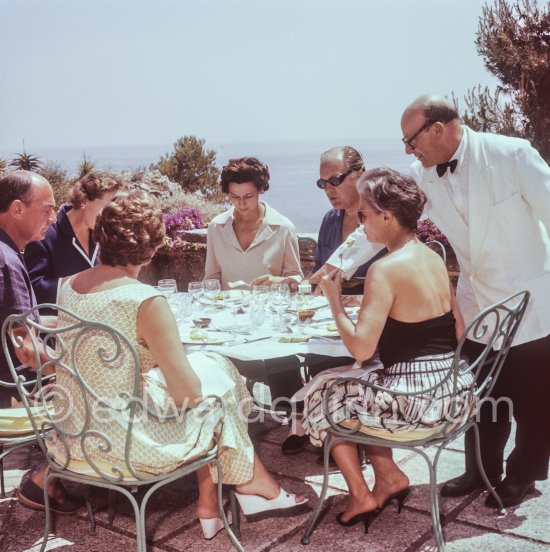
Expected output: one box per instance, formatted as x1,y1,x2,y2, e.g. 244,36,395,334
316,168,355,190
401,119,438,149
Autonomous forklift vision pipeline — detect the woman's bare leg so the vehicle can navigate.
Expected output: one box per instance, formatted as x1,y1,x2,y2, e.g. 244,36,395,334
196,465,219,519
363,445,409,507
331,441,378,522
196,452,305,518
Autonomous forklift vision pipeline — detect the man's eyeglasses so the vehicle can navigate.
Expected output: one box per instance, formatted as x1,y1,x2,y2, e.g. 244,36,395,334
317,169,355,190
401,119,437,149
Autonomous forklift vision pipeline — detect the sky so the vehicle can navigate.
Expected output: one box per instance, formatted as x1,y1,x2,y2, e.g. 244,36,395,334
0,0,499,150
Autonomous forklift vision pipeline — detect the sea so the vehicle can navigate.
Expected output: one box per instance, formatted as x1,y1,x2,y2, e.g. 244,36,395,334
0,138,411,232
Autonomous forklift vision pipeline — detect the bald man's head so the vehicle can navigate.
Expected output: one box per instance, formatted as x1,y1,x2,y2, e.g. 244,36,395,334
402,94,459,127
400,94,463,168
0,170,50,213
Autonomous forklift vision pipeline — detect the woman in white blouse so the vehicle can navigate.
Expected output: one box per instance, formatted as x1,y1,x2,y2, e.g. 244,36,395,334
205,157,303,289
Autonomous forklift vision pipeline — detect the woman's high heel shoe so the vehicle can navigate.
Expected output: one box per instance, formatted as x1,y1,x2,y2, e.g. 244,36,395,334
379,487,411,514
335,508,380,533
199,511,232,540
234,487,308,516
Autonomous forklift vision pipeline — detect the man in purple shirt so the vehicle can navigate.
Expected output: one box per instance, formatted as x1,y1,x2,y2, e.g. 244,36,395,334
0,170,82,513
0,170,56,407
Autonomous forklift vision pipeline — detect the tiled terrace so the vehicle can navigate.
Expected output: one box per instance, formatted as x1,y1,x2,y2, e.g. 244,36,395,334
1,414,548,552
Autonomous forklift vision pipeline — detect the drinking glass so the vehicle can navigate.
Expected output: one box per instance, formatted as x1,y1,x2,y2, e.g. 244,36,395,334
252,284,270,304
226,291,244,324
188,281,204,303
157,279,177,297
270,283,291,331
203,279,221,303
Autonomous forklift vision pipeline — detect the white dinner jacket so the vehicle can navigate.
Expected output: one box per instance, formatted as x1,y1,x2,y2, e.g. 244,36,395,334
329,126,550,345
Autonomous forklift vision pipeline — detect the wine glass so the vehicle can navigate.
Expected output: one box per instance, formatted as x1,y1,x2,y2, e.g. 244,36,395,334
157,279,177,297
252,284,270,304
188,281,204,303
203,279,221,303
226,291,244,326
270,283,291,331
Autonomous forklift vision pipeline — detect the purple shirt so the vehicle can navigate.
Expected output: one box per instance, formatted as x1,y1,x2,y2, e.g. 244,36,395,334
0,228,40,388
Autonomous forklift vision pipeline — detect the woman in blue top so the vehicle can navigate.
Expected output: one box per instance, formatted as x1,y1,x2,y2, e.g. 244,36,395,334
24,171,124,304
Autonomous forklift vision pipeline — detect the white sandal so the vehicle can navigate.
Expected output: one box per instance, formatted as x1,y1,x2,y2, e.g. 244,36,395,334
199,510,232,540
235,487,308,516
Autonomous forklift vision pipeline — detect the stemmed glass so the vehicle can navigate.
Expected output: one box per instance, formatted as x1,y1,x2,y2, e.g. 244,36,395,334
188,281,204,303
252,284,270,304
157,279,177,297
226,291,244,326
270,283,291,331
203,279,221,304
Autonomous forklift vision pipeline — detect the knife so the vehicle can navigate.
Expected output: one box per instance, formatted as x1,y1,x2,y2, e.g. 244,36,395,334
224,335,273,346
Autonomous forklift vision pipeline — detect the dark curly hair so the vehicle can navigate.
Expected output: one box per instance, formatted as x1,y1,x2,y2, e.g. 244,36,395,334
219,157,270,193
94,190,165,266
358,167,426,231
70,171,125,209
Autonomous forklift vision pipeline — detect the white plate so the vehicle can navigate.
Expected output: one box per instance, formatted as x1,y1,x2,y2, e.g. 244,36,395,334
198,290,251,307
303,323,340,338
287,295,329,312
180,329,235,345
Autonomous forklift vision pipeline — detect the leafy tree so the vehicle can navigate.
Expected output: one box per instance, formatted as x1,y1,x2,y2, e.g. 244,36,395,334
151,136,223,202
10,150,43,171
38,161,71,205
457,0,550,162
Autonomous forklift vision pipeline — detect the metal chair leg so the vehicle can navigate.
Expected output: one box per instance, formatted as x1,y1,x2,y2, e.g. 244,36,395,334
0,446,5,499
229,486,241,539
108,488,116,529
473,423,505,514
301,436,334,544
423,449,445,552
84,485,96,534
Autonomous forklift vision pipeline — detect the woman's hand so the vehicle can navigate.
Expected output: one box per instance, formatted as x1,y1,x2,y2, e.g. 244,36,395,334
318,268,343,303
250,274,281,286
342,295,362,307
250,275,299,291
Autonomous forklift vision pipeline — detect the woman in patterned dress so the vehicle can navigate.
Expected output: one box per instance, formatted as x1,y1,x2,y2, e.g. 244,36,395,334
302,167,473,530
18,190,306,539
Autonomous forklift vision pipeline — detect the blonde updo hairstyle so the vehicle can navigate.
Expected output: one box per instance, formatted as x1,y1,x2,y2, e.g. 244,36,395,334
70,171,125,209
358,167,426,232
94,190,165,266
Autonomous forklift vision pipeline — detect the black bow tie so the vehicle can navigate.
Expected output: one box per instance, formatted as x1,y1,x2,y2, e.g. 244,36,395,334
436,159,458,177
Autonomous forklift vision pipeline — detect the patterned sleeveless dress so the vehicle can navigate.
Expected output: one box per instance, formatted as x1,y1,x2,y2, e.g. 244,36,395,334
48,279,254,483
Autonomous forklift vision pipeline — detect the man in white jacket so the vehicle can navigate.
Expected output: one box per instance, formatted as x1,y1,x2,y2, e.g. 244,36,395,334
326,94,550,508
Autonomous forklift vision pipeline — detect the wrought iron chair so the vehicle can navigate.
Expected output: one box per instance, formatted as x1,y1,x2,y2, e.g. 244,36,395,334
2,303,243,552
301,290,530,552
0,366,54,498
0,399,48,498
425,239,447,263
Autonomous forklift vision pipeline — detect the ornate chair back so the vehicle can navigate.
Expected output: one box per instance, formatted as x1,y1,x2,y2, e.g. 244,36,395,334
2,303,242,552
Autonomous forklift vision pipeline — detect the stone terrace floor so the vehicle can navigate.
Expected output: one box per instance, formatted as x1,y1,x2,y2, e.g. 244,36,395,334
1,413,549,552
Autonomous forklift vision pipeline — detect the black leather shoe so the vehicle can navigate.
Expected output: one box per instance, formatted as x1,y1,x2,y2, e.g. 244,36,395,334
281,434,309,455
485,476,536,508
441,472,502,497
17,478,84,515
